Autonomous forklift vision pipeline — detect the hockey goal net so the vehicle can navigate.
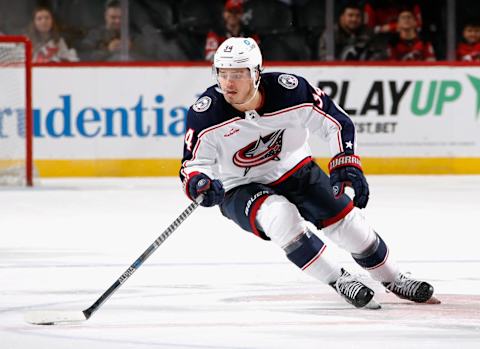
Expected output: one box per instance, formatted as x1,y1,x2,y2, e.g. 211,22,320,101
0,36,33,186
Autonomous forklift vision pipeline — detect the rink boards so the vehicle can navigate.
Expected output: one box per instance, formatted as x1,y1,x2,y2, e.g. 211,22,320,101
23,64,480,175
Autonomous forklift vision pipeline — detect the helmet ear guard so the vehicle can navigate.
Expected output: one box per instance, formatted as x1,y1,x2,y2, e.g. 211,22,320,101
251,64,262,89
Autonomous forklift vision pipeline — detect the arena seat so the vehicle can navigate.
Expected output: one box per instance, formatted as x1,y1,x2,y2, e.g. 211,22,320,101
261,31,311,61
177,0,224,34
0,0,35,34
294,0,325,34
55,0,105,47
56,0,105,32
243,0,293,34
129,0,175,34
292,0,327,60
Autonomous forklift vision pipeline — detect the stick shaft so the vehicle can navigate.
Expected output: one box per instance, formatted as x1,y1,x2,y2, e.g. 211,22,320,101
83,200,200,319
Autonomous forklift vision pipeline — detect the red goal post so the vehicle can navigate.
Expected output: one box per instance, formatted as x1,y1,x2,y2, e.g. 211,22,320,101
0,36,33,186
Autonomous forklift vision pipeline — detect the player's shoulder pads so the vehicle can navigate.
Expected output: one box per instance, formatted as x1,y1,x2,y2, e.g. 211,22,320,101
188,86,222,117
192,95,212,113
187,85,238,131
260,72,312,111
277,73,300,90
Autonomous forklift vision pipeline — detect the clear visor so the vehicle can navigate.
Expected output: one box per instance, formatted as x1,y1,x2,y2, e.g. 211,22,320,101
215,68,253,81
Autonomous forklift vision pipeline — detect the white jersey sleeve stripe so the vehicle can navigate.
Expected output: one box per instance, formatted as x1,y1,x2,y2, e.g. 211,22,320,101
313,106,344,154
263,103,344,154
313,105,342,129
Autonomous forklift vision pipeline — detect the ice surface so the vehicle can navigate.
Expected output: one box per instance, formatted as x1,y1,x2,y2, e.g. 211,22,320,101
1,176,479,348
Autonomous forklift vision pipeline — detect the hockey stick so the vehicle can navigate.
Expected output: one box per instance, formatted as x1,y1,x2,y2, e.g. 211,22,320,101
25,197,202,325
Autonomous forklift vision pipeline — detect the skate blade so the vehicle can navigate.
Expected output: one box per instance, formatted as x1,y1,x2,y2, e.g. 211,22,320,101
364,298,381,310
425,296,441,304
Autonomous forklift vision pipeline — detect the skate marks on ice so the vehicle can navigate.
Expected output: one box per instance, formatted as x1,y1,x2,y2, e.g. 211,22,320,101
17,285,480,326
224,291,480,331
3,278,480,349
10,284,480,349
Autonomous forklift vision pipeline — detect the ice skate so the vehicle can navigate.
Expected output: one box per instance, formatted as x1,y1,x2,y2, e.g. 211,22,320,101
382,273,438,303
330,268,380,309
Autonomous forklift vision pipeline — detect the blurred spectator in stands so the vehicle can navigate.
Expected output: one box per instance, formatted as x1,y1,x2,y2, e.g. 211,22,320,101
387,9,435,61
26,6,78,62
204,0,259,61
456,19,480,61
363,0,422,35
318,2,385,61
79,0,141,61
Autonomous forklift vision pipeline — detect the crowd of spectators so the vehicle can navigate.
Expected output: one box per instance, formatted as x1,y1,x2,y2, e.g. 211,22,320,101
0,0,478,63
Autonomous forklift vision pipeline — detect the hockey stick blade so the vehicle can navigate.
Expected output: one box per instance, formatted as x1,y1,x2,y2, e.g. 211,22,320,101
24,310,88,325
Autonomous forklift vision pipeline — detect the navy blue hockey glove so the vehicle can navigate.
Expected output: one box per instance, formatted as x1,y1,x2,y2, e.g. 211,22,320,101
187,173,225,207
328,154,369,209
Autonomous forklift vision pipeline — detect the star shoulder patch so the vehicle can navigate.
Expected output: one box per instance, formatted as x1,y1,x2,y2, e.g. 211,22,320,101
278,74,299,89
192,96,212,112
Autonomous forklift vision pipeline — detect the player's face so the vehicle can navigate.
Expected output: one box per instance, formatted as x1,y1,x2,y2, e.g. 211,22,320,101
217,68,255,105
34,10,53,33
464,26,480,44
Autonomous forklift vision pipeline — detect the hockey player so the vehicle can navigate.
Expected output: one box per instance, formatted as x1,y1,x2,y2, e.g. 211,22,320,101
180,37,436,309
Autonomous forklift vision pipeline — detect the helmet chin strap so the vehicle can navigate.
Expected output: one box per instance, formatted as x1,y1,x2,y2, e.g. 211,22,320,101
235,82,260,107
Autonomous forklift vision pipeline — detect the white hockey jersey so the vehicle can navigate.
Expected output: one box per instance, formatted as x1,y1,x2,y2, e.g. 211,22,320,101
180,72,357,195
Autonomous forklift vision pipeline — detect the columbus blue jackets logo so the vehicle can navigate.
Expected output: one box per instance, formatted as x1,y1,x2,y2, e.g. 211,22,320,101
278,74,298,89
192,96,212,112
233,130,285,175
